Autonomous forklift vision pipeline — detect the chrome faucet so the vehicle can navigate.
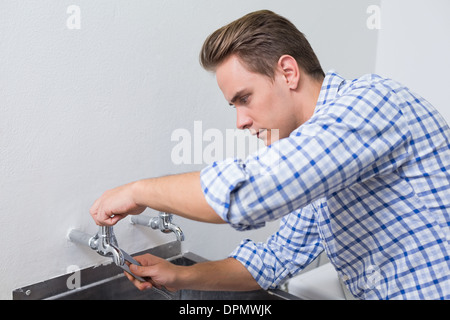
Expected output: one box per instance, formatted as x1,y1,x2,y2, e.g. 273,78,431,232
69,226,144,281
130,212,185,241
68,226,174,299
89,226,124,267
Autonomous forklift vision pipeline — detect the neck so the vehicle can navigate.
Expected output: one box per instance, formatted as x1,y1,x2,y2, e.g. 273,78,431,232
294,74,323,126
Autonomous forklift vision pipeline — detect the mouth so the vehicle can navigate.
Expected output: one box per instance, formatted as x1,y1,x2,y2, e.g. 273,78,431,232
257,129,266,137
255,129,267,139
250,129,280,146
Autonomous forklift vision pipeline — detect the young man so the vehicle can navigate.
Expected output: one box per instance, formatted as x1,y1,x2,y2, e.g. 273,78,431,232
90,10,450,299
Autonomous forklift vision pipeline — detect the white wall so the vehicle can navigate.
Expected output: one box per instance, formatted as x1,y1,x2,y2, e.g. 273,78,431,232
375,0,450,124
0,0,378,299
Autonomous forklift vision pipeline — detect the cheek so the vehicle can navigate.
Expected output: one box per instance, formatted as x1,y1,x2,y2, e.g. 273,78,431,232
261,100,287,128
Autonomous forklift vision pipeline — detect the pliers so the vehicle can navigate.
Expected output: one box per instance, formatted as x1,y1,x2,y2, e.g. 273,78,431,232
89,226,146,282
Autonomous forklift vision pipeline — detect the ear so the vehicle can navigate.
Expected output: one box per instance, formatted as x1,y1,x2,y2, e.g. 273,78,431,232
277,55,300,90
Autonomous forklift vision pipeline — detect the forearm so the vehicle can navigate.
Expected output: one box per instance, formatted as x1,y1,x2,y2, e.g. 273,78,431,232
176,257,261,292
132,171,224,224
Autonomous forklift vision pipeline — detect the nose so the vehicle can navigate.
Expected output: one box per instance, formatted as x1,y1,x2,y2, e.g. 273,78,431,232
236,108,253,130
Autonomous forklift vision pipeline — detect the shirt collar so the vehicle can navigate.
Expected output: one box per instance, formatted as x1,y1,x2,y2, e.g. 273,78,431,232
314,70,347,114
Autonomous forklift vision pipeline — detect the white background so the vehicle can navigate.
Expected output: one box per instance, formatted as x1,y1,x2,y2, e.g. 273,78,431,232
1,0,448,299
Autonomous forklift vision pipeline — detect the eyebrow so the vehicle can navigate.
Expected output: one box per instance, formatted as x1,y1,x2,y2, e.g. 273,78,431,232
229,90,247,106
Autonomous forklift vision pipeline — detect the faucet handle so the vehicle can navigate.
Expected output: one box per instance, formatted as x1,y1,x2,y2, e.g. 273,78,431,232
90,226,123,266
156,212,185,241
90,226,147,281
131,212,185,241
158,212,174,234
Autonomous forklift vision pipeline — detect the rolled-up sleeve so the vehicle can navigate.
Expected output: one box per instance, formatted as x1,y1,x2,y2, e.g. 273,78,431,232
200,149,285,230
229,201,324,290
200,158,262,230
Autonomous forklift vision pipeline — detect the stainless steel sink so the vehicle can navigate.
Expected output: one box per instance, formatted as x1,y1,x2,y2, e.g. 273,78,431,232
13,242,299,300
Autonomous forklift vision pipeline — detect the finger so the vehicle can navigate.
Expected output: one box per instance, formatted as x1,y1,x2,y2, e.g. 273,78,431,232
123,271,153,291
89,201,109,226
108,214,123,225
94,210,122,226
129,263,155,279
93,214,114,226
123,262,153,288
133,253,163,266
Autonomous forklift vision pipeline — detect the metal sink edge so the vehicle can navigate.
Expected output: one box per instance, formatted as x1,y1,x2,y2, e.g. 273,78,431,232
13,241,299,300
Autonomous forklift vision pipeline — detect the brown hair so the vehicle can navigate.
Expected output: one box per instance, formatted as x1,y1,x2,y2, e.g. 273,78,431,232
200,10,324,81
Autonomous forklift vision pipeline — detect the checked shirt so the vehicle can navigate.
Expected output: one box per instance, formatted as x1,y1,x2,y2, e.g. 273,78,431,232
200,71,450,299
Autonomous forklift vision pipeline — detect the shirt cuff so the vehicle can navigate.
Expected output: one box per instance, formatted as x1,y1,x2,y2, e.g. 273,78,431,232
229,239,288,290
200,159,266,231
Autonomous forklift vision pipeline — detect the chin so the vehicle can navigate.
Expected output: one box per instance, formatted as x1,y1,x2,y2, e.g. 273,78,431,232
263,129,284,146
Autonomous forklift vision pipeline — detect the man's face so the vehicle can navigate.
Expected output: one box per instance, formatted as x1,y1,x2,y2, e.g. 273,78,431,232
216,55,300,146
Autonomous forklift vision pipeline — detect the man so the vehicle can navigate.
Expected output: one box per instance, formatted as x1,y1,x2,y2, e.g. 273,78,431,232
90,10,450,299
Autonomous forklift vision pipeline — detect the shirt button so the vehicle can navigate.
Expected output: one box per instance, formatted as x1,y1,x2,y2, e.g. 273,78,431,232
342,274,349,281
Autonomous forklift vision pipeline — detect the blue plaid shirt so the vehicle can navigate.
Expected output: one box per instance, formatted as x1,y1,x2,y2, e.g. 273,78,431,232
200,71,450,299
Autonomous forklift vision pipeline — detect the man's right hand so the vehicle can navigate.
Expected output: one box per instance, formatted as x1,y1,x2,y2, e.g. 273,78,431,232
89,172,224,226
124,253,261,293
89,182,146,226
125,253,180,292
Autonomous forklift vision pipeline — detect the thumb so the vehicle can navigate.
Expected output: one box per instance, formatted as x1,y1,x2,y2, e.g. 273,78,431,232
130,263,155,278
130,264,147,277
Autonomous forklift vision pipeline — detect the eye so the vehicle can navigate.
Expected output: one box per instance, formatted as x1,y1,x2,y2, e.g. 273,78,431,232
239,94,250,105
